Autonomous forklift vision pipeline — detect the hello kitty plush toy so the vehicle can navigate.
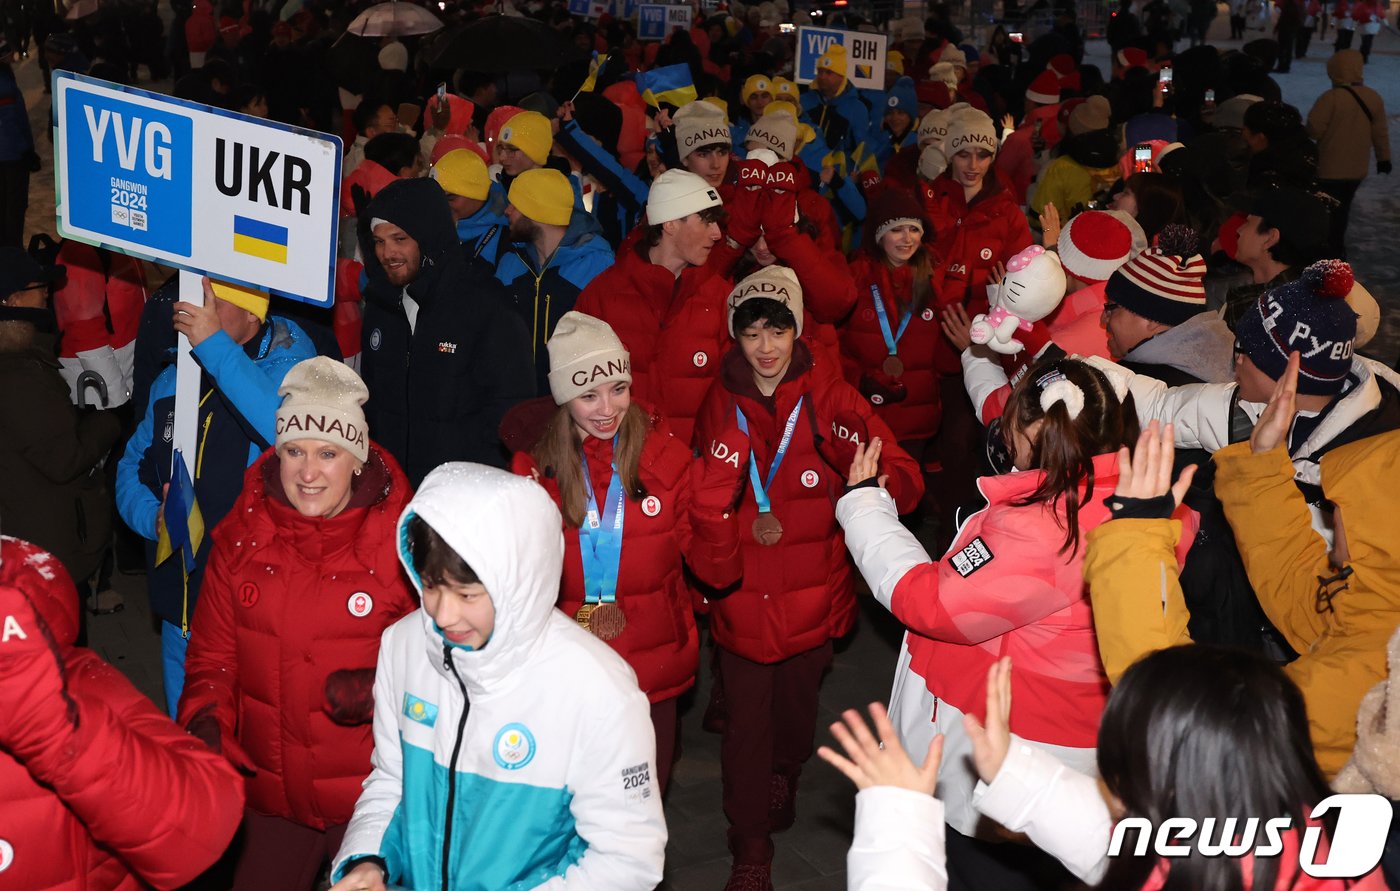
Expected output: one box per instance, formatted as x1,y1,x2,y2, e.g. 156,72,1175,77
968,244,1067,355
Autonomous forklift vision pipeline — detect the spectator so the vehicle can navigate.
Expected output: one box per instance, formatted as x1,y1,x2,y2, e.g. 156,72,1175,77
1307,49,1390,259
1219,186,1330,329
429,147,509,266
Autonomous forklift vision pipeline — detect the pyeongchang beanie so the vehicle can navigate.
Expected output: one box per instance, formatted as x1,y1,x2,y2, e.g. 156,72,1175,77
728,266,804,336
674,100,732,162
1235,260,1358,396
498,111,553,165
431,148,491,201
276,356,370,462
1059,210,1135,284
211,278,270,321
547,311,632,404
508,168,574,227
647,168,723,223
1104,225,1207,325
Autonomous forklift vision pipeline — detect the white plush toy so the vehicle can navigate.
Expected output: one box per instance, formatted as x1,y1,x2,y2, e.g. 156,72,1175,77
968,244,1067,355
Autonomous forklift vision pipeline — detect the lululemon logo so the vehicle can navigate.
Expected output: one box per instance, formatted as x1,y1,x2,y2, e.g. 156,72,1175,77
693,351,708,368
348,592,374,617
801,469,820,488
642,495,662,517
238,582,259,608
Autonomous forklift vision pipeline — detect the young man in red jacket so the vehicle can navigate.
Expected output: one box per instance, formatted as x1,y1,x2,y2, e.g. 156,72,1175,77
692,267,923,891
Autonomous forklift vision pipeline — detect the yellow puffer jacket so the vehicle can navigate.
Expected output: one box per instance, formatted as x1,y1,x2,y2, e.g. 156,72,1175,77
1084,433,1400,778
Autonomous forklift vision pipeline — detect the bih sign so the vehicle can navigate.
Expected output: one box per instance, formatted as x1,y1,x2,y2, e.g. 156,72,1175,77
53,71,340,307
794,27,887,91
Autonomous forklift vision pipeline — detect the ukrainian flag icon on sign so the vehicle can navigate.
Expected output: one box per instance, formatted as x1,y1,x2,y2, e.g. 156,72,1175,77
233,215,289,263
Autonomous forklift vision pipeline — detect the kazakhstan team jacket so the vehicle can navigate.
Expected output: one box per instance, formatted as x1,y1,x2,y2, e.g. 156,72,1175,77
332,464,667,890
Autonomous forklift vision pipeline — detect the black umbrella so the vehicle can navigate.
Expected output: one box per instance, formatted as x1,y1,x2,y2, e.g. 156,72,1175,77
325,32,382,95
422,14,581,72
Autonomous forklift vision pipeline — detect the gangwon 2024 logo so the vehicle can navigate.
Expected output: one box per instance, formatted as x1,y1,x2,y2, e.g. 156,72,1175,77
1107,794,1392,878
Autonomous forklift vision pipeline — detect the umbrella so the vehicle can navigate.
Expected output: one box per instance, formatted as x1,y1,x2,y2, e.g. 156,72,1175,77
348,1,444,37
422,14,581,72
65,0,101,20
325,32,384,94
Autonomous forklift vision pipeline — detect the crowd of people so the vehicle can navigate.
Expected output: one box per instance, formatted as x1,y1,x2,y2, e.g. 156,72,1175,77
2,0,1400,888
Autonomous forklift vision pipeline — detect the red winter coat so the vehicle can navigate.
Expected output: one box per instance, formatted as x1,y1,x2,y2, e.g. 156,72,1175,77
923,173,1034,372
0,537,243,891
692,344,923,663
841,254,945,442
512,413,739,702
51,241,147,406
178,445,417,830
575,242,733,446
996,105,1064,207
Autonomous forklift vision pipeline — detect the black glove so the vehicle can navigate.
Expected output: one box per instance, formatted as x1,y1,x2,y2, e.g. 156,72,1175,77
1379,159,1392,175
350,183,372,218
1103,492,1178,520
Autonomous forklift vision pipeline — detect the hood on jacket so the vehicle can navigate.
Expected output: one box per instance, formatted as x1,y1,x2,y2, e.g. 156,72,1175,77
1320,429,1400,607
357,177,459,294
1327,49,1364,85
1123,312,1236,384
396,463,564,696
0,536,78,648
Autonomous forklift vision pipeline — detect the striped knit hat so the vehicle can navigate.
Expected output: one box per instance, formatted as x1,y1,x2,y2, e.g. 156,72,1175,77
1104,225,1207,326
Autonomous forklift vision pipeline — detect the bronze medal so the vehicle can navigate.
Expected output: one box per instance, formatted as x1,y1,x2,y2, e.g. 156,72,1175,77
752,513,784,546
588,602,627,641
574,603,597,630
882,355,905,377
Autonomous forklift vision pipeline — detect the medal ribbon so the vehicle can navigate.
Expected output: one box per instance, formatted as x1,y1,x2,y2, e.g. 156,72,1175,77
871,284,913,358
578,438,625,605
735,396,804,516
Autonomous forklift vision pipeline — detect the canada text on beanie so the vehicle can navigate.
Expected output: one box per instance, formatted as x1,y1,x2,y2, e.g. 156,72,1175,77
727,266,804,336
276,356,370,463
1235,260,1358,395
547,311,632,404
673,101,732,162
943,108,997,157
746,105,798,160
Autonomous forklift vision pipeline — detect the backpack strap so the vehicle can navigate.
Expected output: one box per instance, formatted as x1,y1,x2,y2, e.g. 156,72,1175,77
1339,85,1375,124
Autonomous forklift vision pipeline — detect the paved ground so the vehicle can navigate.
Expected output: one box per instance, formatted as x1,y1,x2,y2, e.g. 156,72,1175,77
14,9,1400,888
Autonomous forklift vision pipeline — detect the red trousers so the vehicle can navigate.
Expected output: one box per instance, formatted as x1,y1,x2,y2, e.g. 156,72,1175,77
651,696,679,795
231,810,348,891
718,641,834,865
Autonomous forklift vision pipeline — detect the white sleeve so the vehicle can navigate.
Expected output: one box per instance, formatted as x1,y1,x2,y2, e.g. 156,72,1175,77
848,787,949,891
971,739,1113,885
331,627,406,882
835,485,935,611
1081,355,1235,452
538,686,667,889
961,347,1010,424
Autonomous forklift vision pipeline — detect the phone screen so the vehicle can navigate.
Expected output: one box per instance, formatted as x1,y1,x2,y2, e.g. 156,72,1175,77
778,22,795,32
1133,145,1153,174
1204,88,1216,103
1159,67,1173,84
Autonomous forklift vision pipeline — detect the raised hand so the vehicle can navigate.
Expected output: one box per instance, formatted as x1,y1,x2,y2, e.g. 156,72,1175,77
964,657,1013,785
818,701,943,795
1250,351,1300,455
1113,420,1196,510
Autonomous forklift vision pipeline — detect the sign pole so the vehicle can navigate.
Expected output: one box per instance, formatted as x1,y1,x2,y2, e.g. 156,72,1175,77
172,269,203,480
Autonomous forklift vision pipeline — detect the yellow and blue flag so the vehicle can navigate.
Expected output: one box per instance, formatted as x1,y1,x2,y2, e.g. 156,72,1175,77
232,215,289,264
155,449,205,569
638,63,697,110
578,52,611,94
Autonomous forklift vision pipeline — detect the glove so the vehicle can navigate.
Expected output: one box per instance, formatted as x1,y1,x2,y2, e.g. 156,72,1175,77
1379,159,1392,175
324,667,377,726
0,584,78,760
765,161,800,193
693,427,750,515
722,183,764,250
858,370,908,407
350,183,372,219
761,187,799,238
818,410,868,477
732,157,771,191
185,706,257,776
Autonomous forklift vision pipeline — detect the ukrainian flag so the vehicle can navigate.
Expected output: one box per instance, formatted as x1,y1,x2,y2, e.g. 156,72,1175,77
578,52,611,94
155,449,205,570
638,63,697,110
233,215,289,263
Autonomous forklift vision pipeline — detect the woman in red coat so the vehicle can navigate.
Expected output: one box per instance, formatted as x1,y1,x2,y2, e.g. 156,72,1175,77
513,311,742,794
692,267,923,891
178,357,417,891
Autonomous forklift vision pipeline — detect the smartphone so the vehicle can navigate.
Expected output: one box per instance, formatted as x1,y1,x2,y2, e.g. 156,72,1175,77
778,22,795,32
1204,87,1216,105
1009,31,1024,43
437,82,448,104
1133,143,1153,174
1158,66,1174,85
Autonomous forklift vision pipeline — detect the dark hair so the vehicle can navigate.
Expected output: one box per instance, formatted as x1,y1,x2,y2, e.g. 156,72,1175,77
364,132,421,176
1123,172,1186,242
643,205,726,247
534,402,650,528
1253,214,1325,268
1097,645,1334,891
732,296,796,333
1241,99,1304,145
230,82,266,113
406,515,479,588
1001,357,1139,555
353,100,393,135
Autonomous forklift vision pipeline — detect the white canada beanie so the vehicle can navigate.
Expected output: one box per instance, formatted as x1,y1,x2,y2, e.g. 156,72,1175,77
674,101,732,162
918,108,950,149
943,107,998,157
746,104,799,160
647,169,723,224
727,266,804,336
547,311,632,404
276,356,370,463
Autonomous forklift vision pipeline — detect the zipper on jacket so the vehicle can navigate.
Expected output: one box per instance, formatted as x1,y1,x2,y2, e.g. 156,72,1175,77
441,644,470,891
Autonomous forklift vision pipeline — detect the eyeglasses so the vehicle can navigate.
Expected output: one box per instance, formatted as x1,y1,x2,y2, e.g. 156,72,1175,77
1233,339,1246,361
1101,302,1120,317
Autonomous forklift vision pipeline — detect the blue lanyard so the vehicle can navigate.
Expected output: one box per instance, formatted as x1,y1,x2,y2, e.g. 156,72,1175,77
871,284,913,356
578,439,625,605
735,397,804,515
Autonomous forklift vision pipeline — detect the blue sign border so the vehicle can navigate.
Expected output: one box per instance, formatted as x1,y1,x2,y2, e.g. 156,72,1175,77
52,69,343,308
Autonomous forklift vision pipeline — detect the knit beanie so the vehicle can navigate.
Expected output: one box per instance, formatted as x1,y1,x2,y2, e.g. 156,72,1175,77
939,46,967,73
498,111,553,165
1068,95,1111,135
1104,225,1207,326
887,49,906,75
918,108,950,148
929,61,958,88
1058,210,1135,284
430,134,488,166
728,266,804,336
742,74,774,104
863,188,928,256
547,311,631,404
746,105,798,160
211,278,269,321
1235,260,1358,395
378,40,408,72
918,144,948,181
816,43,848,78
485,105,525,148
1026,69,1062,105
943,108,998,157
508,168,573,227
431,149,491,201
772,77,799,104
884,76,918,119
647,168,723,223
275,356,370,462
674,100,732,162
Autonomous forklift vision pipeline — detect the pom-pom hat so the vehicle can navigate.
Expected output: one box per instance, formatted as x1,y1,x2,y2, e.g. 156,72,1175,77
1104,224,1207,326
1235,260,1358,395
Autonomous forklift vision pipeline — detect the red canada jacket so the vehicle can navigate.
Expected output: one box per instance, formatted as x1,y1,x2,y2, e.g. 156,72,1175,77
0,537,244,891
178,445,417,830
575,243,734,446
512,413,740,702
841,254,946,442
692,345,923,663
922,173,1035,373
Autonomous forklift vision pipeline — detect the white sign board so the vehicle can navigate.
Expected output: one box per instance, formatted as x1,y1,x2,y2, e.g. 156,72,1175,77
794,27,888,91
53,71,341,307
